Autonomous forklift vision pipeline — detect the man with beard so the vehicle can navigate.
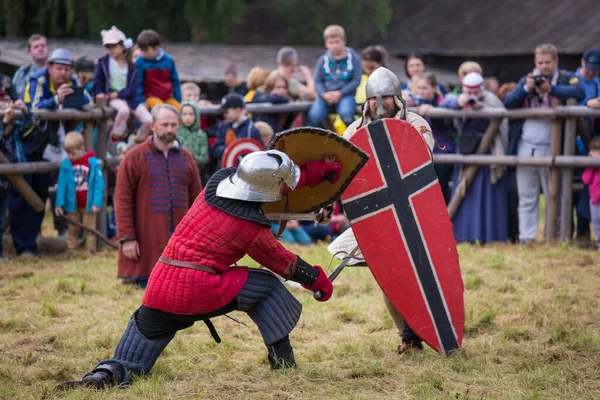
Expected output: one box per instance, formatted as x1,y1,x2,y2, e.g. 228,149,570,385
329,67,435,355
115,104,202,288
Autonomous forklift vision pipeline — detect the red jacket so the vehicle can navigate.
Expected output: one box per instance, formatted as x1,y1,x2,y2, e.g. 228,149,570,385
582,167,600,206
143,169,297,315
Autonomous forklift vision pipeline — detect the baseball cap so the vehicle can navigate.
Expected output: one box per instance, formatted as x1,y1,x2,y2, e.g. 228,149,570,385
583,49,600,72
48,48,73,66
220,93,245,110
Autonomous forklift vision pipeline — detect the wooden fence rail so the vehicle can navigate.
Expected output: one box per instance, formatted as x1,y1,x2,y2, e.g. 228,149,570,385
1,102,600,244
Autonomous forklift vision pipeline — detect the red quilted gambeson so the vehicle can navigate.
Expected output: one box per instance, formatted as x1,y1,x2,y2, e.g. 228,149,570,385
142,191,297,315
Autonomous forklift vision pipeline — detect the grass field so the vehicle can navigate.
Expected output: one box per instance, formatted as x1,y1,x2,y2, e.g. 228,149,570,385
1,220,600,399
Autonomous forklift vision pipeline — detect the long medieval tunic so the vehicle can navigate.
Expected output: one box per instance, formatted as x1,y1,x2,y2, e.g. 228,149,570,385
115,137,202,281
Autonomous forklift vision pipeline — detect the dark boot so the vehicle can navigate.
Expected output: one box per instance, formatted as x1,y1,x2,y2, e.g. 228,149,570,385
267,336,296,370
57,362,125,390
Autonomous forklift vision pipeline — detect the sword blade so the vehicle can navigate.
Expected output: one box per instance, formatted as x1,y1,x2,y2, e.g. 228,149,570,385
313,245,361,300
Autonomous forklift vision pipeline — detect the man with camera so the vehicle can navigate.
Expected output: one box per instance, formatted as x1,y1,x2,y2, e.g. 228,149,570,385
12,49,94,258
503,43,585,244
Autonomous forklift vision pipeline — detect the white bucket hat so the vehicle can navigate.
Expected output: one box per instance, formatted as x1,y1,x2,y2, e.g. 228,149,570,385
101,26,133,49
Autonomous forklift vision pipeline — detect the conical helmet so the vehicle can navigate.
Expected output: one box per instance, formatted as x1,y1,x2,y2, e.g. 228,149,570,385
365,67,404,118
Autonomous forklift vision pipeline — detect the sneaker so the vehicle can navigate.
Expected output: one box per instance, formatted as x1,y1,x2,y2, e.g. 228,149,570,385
17,251,39,261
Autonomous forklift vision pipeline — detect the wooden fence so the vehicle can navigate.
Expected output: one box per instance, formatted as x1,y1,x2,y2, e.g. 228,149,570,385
1,100,600,244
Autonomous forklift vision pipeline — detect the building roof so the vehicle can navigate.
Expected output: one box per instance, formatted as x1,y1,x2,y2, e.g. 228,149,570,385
386,0,600,57
0,38,460,85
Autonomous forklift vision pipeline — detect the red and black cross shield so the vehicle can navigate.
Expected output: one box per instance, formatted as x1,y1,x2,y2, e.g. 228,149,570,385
341,118,464,354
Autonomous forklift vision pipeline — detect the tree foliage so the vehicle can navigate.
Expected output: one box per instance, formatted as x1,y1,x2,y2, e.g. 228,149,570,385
1,0,391,46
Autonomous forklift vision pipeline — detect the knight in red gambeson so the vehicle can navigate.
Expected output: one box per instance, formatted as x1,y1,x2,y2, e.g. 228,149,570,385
59,150,341,390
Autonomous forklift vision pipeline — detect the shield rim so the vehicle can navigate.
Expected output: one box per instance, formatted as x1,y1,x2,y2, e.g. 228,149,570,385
266,126,370,213
221,138,265,169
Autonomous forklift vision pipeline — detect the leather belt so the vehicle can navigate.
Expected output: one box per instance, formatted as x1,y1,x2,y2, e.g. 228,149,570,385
158,257,217,274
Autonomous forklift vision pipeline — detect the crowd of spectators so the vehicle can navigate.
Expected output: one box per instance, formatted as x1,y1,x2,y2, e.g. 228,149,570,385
1,24,600,278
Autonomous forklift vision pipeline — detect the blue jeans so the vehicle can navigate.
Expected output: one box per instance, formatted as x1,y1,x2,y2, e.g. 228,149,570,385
308,94,356,127
9,156,51,255
271,223,312,245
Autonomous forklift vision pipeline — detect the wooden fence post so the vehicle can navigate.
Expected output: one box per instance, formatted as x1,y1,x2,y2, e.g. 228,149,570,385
95,103,110,249
559,99,578,241
0,151,45,212
84,121,94,152
546,98,563,243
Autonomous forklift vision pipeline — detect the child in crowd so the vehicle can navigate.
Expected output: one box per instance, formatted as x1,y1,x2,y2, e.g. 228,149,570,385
0,101,30,260
211,94,261,164
135,29,181,111
75,56,96,93
55,132,104,254
308,25,362,128
93,26,152,142
582,137,600,250
355,45,388,103
181,81,212,106
251,71,291,133
177,100,209,171
244,67,271,103
131,45,142,64
254,121,274,148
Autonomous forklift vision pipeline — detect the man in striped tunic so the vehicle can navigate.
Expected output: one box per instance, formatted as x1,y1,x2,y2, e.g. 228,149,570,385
115,104,202,288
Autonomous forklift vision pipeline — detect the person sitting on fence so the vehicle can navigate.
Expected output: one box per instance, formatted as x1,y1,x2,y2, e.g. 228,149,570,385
0,101,30,261
503,43,585,244
414,72,456,204
211,94,261,167
276,47,316,101
440,72,510,244
135,29,181,111
55,132,105,255
12,34,49,99
251,71,292,133
582,137,600,251
307,25,362,129
93,26,153,144
177,100,209,173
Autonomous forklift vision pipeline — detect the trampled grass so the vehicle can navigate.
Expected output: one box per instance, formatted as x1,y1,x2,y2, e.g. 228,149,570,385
1,238,599,399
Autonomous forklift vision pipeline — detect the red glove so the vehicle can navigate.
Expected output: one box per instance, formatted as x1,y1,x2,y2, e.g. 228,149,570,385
302,265,333,302
296,160,342,189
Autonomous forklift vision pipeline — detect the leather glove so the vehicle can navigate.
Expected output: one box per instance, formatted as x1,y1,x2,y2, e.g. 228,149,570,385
302,265,333,302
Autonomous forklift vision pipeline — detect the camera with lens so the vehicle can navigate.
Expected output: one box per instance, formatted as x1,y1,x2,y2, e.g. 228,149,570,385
467,97,477,106
534,74,546,87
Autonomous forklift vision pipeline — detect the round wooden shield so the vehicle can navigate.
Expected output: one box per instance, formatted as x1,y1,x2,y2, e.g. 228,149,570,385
221,138,265,168
262,126,369,214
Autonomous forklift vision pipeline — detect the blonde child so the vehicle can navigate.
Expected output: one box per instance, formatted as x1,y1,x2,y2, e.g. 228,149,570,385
92,26,152,142
307,25,362,128
55,132,105,252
